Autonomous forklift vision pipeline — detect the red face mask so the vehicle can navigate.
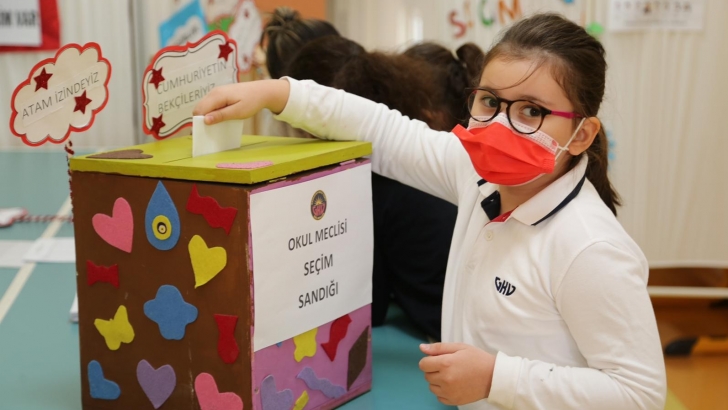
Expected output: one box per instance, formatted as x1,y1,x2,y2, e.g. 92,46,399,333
452,114,584,186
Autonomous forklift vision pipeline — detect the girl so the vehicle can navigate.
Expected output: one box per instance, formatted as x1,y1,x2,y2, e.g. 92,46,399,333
195,13,667,410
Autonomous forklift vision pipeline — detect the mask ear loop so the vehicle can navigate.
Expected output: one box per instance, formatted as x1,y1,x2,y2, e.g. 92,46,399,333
555,117,587,162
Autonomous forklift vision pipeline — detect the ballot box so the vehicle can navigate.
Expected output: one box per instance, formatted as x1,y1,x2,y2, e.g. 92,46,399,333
70,135,374,410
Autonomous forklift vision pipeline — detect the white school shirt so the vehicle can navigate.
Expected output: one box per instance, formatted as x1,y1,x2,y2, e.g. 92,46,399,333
276,78,666,410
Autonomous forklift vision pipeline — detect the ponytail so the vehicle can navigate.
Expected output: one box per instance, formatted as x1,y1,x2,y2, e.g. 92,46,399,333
404,42,485,128
577,125,621,215
455,43,485,87
261,7,339,79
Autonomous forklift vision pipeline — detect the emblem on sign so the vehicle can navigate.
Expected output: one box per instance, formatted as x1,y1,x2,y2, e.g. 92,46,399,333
311,191,327,220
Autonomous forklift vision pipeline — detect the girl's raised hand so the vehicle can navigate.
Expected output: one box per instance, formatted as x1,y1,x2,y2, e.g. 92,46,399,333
192,79,291,125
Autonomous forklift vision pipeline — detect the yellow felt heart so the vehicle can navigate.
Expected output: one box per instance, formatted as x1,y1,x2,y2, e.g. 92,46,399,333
94,305,135,351
189,235,227,288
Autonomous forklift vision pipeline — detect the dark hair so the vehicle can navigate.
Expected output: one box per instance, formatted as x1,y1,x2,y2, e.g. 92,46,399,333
261,7,339,79
284,36,365,86
332,53,446,130
284,36,444,129
404,42,485,129
482,13,621,215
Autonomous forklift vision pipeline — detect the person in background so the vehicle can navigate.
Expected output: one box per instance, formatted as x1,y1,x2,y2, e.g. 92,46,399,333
284,36,365,87
284,37,458,340
256,7,340,137
404,42,485,129
260,7,340,79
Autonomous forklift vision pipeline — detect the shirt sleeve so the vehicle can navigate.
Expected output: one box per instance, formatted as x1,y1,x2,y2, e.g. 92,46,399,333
487,241,667,410
274,77,477,205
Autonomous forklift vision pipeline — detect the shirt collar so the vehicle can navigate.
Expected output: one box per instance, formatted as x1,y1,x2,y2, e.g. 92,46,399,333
477,155,589,226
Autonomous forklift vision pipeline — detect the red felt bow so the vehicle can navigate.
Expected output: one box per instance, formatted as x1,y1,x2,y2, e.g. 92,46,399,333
86,260,119,288
186,185,238,235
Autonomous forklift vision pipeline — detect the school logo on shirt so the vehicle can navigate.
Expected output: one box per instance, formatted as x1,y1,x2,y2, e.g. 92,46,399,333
494,276,516,296
311,190,327,220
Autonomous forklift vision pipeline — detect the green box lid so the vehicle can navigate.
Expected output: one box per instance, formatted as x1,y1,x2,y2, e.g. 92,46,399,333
70,135,372,185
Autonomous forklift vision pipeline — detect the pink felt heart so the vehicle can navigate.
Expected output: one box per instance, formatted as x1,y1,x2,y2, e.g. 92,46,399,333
195,373,243,410
92,198,133,253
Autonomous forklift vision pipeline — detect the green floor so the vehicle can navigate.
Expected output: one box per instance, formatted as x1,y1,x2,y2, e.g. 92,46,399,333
0,151,450,410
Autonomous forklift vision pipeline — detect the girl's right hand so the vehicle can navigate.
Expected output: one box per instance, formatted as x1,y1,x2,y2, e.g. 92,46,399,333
192,79,291,125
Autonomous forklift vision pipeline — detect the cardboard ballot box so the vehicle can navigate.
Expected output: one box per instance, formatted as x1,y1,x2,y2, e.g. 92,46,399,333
70,135,374,410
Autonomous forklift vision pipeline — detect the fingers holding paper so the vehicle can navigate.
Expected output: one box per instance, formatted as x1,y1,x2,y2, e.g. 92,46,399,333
193,79,291,125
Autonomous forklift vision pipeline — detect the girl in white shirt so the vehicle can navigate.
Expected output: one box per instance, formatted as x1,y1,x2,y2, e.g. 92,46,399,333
194,13,666,410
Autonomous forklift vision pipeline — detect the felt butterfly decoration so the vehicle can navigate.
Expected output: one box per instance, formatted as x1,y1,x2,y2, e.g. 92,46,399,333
94,305,135,350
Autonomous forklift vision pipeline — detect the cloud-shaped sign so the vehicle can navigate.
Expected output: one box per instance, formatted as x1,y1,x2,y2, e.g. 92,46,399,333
9,42,111,146
142,31,239,139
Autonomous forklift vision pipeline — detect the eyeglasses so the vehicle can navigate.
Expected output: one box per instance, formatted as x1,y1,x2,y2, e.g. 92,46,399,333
467,88,583,135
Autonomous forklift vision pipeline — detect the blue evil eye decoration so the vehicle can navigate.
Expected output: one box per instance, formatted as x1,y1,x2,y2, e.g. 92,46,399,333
145,181,181,251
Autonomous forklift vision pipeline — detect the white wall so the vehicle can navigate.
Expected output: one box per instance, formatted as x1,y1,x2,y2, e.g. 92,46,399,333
598,1,728,268
330,0,584,52
330,0,728,268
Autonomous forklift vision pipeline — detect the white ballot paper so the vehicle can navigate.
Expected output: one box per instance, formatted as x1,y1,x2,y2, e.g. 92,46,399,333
192,115,243,157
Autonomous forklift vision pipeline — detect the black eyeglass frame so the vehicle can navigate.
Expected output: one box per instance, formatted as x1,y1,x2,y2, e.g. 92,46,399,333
466,88,584,135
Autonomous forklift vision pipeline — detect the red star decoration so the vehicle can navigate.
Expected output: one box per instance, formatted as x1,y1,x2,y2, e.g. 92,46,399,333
150,114,166,136
218,42,233,61
73,91,93,114
150,67,165,90
34,68,53,91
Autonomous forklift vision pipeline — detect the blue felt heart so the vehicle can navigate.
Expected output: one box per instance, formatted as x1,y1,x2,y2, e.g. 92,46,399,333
88,360,121,400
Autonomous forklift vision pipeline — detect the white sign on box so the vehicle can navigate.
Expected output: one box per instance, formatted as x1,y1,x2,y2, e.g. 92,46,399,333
250,163,373,351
